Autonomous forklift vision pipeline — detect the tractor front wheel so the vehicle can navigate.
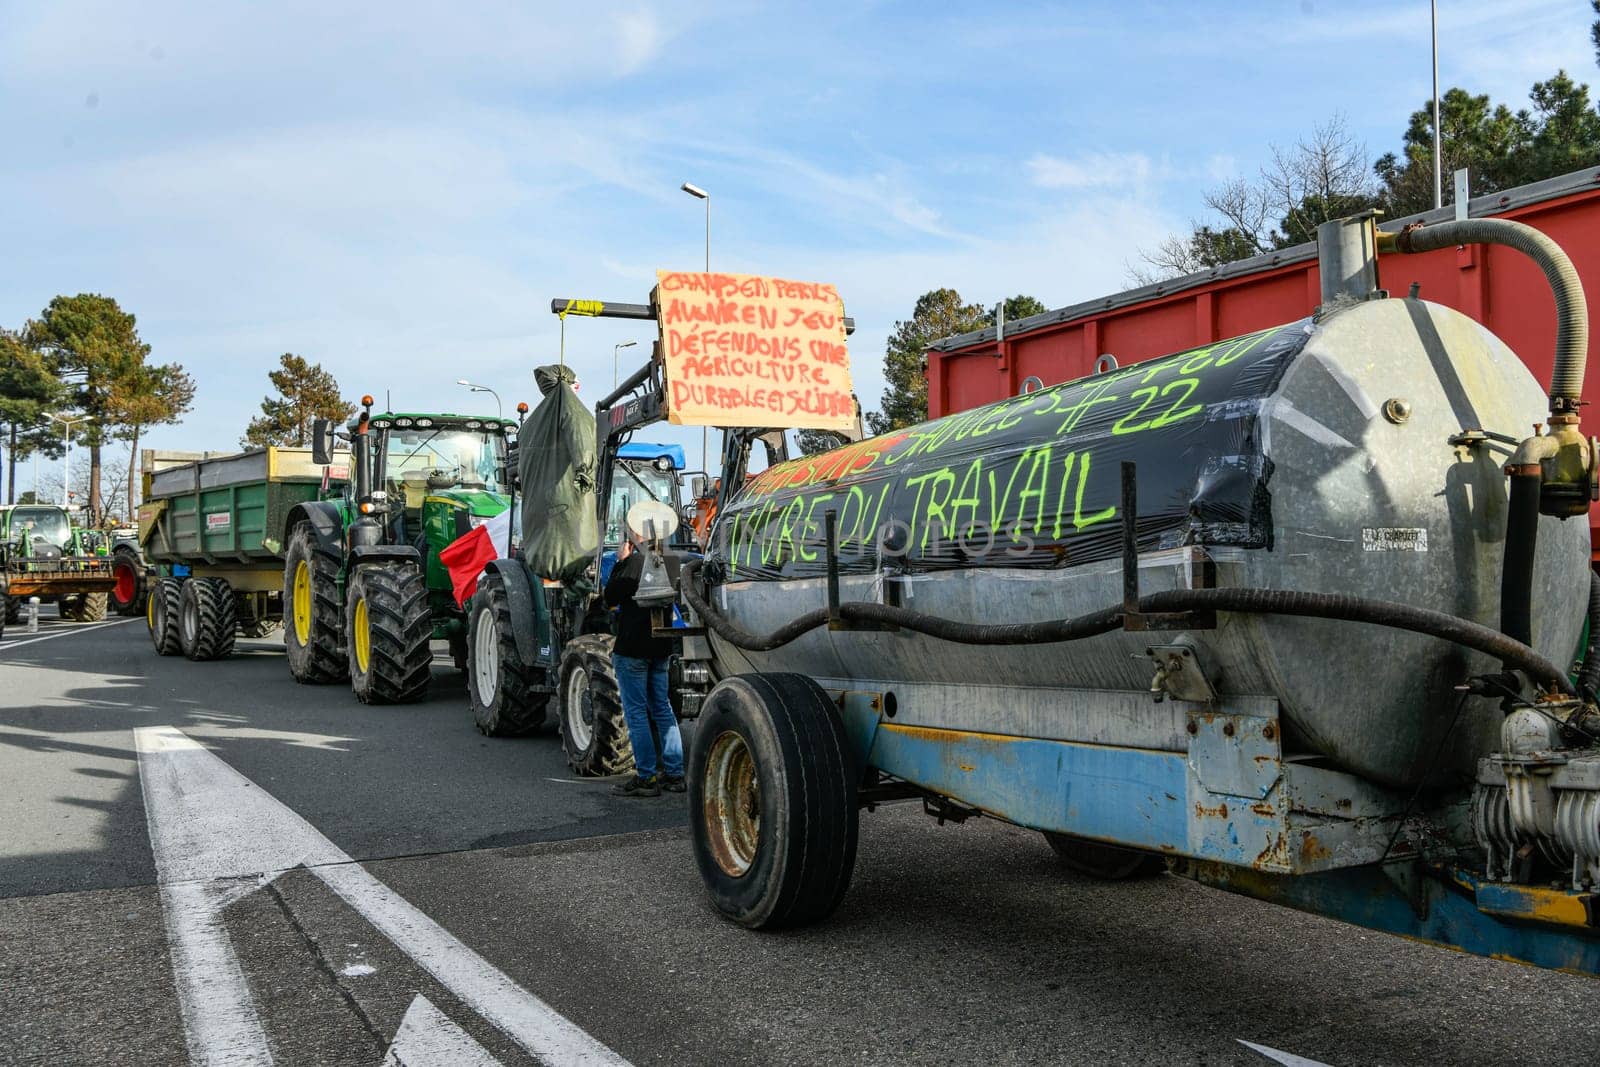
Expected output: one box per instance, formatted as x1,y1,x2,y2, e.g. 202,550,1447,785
59,593,108,622
178,577,237,661
284,522,346,684
558,634,632,776
689,673,858,929
465,572,548,735
345,563,432,704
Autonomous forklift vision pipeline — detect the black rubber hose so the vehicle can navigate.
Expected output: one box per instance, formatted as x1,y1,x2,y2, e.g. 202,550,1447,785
1389,218,1588,411
1501,472,1541,652
679,563,1575,695
1579,572,1600,699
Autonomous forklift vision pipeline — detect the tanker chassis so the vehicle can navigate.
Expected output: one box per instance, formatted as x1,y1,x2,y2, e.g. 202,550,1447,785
665,216,1600,976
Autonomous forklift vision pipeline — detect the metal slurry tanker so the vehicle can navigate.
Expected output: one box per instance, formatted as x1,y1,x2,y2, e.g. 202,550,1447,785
668,214,1600,973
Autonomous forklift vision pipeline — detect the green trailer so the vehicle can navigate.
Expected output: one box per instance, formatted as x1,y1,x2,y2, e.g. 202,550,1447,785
139,447,348,660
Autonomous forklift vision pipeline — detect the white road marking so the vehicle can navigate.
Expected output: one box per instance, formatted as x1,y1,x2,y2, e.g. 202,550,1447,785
0,617,140,649
382,994,502,1066
135,725,632,1067
1238,1040,1334,1066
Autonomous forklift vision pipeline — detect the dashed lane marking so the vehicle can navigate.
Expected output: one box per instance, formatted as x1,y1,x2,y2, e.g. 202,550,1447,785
0,617,140,650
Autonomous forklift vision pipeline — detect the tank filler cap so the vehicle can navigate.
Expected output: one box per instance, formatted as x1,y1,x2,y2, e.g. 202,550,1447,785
1383,398,1412,424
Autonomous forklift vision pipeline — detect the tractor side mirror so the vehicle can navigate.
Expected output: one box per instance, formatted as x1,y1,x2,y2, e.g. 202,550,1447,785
689,475,709,500
311,418,336,465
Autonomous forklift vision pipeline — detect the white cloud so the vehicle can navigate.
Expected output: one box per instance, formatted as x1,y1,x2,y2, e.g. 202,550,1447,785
1027,151,1155,189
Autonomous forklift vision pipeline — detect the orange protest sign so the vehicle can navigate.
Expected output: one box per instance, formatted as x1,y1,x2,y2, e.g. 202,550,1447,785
656,270,855,430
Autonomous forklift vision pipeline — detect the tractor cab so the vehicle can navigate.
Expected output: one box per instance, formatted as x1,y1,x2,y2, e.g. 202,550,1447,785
1,504,74,558
601,442,690,583
358,412,516,540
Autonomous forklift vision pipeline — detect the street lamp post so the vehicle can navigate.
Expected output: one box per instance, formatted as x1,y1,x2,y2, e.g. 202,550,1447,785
454,379,503,419
1431,0,1442,210
613,340,638,390
681,181,712,472
43,413,91,508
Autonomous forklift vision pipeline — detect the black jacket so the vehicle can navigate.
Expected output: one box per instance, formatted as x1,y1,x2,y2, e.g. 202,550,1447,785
604,552,673,660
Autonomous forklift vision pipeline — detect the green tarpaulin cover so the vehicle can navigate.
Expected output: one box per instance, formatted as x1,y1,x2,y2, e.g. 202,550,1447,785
518,365,598,581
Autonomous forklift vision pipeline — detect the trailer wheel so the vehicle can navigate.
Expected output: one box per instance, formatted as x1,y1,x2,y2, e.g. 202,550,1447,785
689,673,858,929
284,521,346,684
558,634,633,776
110,547,146,616
346,563,432,704
465,572,548,735
1042,832,1166,880
178,578,237,661
148,578,183,655
59,593,109,622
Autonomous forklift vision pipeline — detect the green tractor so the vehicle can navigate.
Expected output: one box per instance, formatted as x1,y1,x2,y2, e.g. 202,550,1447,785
0,503,116,623
283,397,517,703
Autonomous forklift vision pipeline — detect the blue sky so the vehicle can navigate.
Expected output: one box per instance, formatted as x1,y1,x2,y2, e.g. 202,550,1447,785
1,0,1595,482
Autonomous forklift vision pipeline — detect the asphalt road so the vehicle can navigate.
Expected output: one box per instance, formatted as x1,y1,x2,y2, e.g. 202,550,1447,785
3,610,1599,1066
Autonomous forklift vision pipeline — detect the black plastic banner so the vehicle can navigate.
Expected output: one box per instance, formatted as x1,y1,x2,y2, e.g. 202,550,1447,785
705,319,1312,582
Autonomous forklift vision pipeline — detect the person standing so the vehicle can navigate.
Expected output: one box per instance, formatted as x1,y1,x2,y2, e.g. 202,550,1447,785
604,538,685,797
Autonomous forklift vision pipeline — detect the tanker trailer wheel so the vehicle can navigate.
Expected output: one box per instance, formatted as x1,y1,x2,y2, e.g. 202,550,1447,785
558,633,632,777
178,577,238,661
59,593,108,622
1042,832,1166,880
345,563,433,704
148,578,183,655
284,521,347,684
109,547,146,616
465,572,547,735
689,673,859,929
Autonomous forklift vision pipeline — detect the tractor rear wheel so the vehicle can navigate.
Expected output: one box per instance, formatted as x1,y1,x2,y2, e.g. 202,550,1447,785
178,578,237,661
1042,832,1166,880
345,563,432,704
558,634,632,776
465,572,548,735
3,597,18,625
148,578,183,655
110,547,146,616
59,593,108,622
284,521,346,684
689,673,858,929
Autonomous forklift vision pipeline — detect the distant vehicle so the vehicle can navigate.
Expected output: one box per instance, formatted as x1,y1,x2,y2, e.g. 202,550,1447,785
0,503,116,623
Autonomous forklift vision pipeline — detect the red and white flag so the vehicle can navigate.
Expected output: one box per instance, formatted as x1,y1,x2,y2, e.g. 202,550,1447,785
439,508,512,607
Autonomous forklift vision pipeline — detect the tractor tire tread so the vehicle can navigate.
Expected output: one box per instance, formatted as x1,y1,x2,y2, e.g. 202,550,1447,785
284,522,347,684
467,573,548,735
348,563,433,704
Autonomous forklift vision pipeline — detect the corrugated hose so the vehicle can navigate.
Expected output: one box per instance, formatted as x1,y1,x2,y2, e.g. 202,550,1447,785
678,561,1575,696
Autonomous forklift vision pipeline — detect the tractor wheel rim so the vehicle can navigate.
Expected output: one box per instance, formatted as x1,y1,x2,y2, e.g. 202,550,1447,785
291,560,312,644
353,596,371,674
564,663,594,753
703,730,760,878
472,606,498,701
114,561,135,604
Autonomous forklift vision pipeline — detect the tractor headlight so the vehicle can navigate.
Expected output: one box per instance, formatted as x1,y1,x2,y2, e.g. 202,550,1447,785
414,418,433,428
394,417,413,427
654,456,672,471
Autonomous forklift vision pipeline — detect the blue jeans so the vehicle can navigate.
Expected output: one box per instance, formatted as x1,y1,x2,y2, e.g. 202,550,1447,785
612,653,683,781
